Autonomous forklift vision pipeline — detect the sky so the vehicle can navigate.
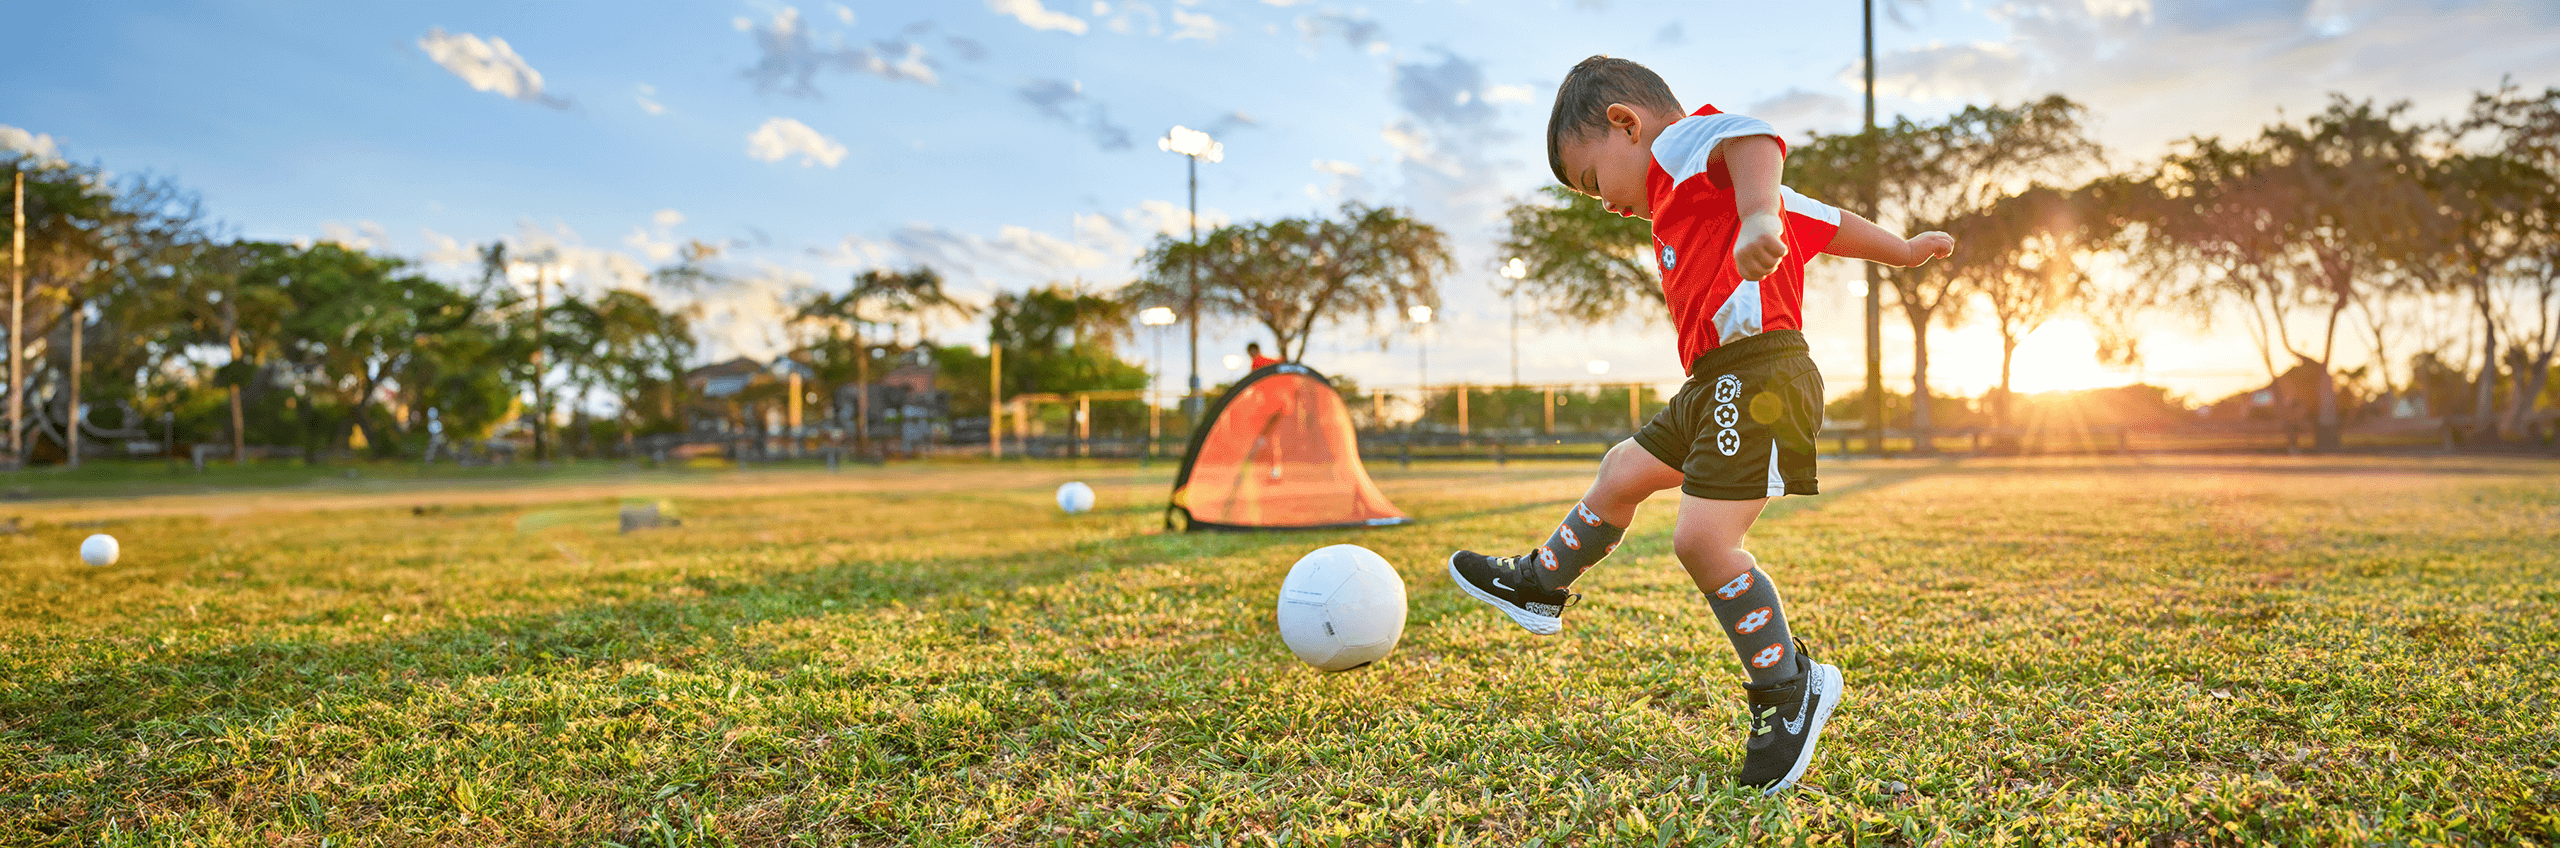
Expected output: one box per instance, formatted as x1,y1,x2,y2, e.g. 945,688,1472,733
5,0,2557,409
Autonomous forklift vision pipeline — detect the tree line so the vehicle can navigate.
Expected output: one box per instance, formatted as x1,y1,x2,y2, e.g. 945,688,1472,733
1501,83,2560,449
5,80,2552,464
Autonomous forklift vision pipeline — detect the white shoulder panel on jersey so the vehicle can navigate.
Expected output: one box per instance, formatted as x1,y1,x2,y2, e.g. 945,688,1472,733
1778,186,1843,227
1652,112,1781,185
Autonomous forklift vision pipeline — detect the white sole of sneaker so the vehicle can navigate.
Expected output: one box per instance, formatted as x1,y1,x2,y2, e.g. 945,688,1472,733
1763,662,1844,796
1445,553,1562,636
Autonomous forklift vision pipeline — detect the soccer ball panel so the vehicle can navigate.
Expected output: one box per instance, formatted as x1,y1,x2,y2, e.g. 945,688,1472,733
1275,544,1407,671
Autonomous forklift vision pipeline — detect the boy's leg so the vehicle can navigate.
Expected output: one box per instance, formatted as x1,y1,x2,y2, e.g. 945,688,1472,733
1446,438,1679,635
1670,495,1791,685
1672,493,1841,794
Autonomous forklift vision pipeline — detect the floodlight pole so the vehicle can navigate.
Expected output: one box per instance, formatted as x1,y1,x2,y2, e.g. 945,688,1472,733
532,263,549,464
1862,0,1886,457
8,169,20,471
1185,154,1200,424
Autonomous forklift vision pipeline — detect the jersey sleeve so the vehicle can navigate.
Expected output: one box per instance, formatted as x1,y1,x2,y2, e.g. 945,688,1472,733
1651,113,1786,186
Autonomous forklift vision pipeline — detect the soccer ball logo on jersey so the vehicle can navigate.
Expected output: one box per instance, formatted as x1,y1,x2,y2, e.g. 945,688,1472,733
1661,245,1677,269
1751,643,1788,668
1537,547,1559,571
1713,404,1740,429
1735,606,1773,634
1716,428,1741,456
1715,572,1754,600
1558,526,1581,550
1713,374,1743,404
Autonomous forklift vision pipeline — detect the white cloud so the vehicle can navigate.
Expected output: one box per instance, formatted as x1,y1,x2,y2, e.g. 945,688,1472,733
996,225,1108,270
1878,0,2560,158
1133,199,1229,236
1102,0,1160,35
317,220,390,252
624,209,688,264
0,125,62,165
1871,41,2031,101
1748,87,1857,137
740,6,937,97
417,28,568,108
747,117,848,168
508,222,652,293
1483,84,1537,105
1311,159,1362,177
1169,8,1224,41
416,228,478,268
634,83,665,115
990,0,1090,34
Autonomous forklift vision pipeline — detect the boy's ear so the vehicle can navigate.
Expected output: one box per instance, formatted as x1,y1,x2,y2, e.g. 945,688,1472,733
1605,103,1644,139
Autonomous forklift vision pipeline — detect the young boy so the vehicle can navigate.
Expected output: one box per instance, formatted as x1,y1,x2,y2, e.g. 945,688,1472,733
1448,56,1953,794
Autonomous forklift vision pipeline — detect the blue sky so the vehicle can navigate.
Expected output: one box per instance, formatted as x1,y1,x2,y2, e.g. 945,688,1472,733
6,0,2558,405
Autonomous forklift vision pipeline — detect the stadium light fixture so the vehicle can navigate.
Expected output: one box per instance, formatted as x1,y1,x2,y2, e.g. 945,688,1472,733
1159,126,1223,424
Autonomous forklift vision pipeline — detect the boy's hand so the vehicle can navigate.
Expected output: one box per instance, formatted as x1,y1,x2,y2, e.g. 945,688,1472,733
1734,212,1787,280
1907,231,1954,267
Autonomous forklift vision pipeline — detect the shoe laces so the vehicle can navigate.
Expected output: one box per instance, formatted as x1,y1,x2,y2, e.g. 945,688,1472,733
1748,704,1778,737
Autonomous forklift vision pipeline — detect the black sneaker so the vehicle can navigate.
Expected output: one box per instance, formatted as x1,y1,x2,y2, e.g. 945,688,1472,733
1446,550,1576,635
1736,645,1845,795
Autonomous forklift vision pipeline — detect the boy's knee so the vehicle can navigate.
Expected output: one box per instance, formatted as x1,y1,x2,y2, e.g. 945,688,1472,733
1673,534,1753,571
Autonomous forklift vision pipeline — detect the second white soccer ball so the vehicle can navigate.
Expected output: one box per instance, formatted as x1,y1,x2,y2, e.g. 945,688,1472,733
1055,481,1096,514
1275,544,1407,671
80,534,119,567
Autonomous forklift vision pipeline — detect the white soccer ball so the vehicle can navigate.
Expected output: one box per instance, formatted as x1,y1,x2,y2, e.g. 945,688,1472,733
1275,544,1408,671
1055,481,1096,514
79,534,119,567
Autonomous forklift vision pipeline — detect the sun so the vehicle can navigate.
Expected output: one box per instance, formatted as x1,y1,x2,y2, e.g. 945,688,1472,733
2004,320,2131,393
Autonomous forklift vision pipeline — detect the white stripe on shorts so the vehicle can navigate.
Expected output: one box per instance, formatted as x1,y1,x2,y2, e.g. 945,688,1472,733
1765,438,1785,498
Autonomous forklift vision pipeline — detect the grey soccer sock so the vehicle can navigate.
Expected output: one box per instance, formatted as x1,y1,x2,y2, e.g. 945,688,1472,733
1704,565,1802,687
1526,501,1626,593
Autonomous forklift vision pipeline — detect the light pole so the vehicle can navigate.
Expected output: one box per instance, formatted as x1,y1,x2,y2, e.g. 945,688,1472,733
1157,125,1222,424
1862,0,1885,456
512,259,562,464
1139,306,1176,459
1499,258,1526,389
1407,304,1432,428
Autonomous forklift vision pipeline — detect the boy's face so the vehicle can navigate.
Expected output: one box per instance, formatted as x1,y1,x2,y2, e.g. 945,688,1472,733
1557,102,1660,221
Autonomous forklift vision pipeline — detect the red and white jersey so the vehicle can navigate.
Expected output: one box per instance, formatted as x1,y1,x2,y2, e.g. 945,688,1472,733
1646,104,1843,371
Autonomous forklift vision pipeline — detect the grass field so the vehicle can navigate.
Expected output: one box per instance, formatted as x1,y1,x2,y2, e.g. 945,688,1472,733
2,455,2556,846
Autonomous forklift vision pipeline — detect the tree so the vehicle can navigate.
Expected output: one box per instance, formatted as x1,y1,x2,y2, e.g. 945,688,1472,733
1794,96,2105,449
793,266,975,451
2450,83,2560,439
2146,98,2435,450
1495,186,1659,323
1127,202,1450,361
988,285,1147,397
1940,184,2112,427
249,242,480,459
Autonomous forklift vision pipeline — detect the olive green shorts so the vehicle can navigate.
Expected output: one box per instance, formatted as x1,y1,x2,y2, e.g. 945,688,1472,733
1631,330,1824,501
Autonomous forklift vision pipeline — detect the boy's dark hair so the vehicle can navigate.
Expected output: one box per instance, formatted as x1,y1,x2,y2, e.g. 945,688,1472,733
1546,56,1682,186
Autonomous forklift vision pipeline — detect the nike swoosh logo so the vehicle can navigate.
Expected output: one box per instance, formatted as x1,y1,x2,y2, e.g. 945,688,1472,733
1783,674,1816,734
1490,577,1515,592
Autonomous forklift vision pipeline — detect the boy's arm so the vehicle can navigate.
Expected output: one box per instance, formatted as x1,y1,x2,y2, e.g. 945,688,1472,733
1715,136,1788,280
1822,210,1955,268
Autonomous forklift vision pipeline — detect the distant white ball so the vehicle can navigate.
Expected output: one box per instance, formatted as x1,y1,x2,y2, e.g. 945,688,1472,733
1276,544,1408,671
79,534,119,567
1056,481,1096,514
